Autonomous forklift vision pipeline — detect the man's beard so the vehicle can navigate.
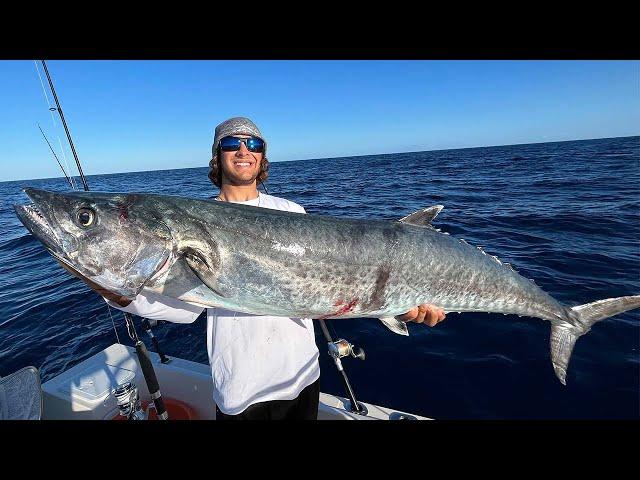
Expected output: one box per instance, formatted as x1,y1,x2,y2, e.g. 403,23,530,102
221,164,260,186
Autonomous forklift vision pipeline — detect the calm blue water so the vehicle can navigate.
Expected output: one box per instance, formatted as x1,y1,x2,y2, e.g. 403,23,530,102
1,136,638,419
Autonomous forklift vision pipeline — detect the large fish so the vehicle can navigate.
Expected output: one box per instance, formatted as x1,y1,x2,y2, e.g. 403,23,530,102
14,188,640,384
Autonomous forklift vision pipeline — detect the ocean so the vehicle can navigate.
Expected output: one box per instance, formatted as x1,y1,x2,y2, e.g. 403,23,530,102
1,136,638,419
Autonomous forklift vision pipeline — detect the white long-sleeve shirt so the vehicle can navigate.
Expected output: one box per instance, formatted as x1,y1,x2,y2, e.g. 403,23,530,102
106,193,320,415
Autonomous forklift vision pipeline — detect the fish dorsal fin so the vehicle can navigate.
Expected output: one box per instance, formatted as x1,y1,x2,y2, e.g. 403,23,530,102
399,205,444,226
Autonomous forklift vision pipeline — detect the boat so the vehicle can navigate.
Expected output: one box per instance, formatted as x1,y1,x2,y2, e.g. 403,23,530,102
1,341,429,420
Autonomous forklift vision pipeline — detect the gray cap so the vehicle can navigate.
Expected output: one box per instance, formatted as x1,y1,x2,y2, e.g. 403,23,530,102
212,117,266,158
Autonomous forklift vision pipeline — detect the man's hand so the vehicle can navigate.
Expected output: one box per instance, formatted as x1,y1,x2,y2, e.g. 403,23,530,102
395,304,446,327
55,260,133,307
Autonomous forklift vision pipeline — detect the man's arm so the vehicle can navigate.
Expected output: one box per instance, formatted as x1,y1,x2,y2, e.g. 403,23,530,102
103,291,204,324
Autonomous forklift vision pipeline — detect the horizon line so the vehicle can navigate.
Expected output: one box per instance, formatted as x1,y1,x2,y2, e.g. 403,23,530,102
3,134,638,184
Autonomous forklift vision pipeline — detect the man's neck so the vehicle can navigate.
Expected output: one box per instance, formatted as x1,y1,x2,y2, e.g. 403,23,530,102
217,182,260,202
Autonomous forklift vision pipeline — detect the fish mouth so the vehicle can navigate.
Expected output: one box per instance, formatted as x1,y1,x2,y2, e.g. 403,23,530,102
14,188,79,262
14,202,63,256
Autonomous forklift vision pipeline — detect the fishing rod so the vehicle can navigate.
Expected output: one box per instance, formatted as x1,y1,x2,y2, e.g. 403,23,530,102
123,313,168,419
37,123,74,189
40,60,89,192
38,61,169,420
317,319,367,415
142,318,171,364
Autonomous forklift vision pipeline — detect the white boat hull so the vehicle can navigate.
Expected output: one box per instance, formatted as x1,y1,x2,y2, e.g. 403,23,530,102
41,343,430,420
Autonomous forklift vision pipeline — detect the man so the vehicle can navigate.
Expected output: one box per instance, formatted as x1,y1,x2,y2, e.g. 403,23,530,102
65,117,446,420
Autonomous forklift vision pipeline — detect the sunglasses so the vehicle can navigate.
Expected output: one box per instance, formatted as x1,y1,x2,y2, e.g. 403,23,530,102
219,136,265,153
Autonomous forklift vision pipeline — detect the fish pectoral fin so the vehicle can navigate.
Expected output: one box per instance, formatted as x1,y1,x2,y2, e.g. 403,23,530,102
399,205,444,226
378,317,409,336
182,248,230,298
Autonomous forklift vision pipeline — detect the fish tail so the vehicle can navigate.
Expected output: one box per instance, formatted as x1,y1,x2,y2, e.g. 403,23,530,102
550,295,640,385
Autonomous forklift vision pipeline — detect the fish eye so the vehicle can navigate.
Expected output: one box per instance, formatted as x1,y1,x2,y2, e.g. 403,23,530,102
76,208,96,227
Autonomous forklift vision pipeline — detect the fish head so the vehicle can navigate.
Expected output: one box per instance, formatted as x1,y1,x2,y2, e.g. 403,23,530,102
14,188,173,299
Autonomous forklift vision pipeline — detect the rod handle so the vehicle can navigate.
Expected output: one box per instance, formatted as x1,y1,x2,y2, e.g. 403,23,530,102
135,341,168,420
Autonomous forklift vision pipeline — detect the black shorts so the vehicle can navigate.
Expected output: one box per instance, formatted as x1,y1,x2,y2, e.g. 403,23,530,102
215,378,320,420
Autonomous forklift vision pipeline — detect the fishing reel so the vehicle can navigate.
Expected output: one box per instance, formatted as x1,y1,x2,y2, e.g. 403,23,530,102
327,339,365,361
112,382,147,420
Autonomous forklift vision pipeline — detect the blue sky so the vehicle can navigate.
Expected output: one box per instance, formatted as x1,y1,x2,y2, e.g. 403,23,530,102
0,60,638,181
